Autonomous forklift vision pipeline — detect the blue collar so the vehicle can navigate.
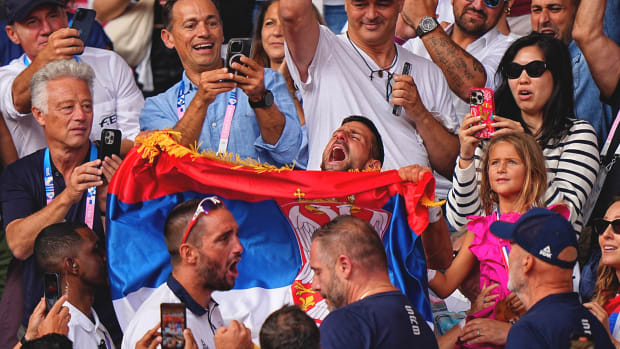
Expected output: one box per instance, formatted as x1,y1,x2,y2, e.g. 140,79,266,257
166,274,218,316
179,72,198,95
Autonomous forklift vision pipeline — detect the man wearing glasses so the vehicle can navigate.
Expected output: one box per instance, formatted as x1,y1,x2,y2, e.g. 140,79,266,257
121,197,252,349
397,0,515,117
280,0,459,200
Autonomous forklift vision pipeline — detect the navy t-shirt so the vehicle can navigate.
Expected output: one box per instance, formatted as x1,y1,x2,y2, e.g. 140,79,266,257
506,292,614,349
320,291,438,349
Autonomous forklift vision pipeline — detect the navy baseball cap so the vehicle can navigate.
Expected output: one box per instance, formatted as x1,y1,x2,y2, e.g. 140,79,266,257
490,208,578,269
5,0,65,23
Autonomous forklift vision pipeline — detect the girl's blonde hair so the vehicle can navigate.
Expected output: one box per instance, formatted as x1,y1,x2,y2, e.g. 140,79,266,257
480,133,547,215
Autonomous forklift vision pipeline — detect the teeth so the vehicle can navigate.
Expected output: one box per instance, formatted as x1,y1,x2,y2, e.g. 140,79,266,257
195,44,213,49
604,246,617,250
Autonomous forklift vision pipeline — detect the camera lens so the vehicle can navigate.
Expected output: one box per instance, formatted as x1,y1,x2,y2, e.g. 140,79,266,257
231,42,242,52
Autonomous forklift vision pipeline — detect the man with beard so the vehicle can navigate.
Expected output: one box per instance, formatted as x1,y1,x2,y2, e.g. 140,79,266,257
121,197,251,349
321,115,453,269
309,215,438,349
397,0,515,117
489,208,614,349
530,0,619,141
33,222,115,348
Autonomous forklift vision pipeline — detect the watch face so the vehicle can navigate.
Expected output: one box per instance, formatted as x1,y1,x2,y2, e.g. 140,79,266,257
421,18,436,31
264,90,274,106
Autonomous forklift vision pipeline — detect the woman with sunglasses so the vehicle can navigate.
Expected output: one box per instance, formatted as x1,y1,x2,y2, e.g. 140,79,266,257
585,199,620,347
447,32,600,232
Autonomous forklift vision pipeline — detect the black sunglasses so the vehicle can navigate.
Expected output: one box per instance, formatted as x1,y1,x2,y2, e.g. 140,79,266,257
466,0,504,7
594,218,620,235
504,61,548,79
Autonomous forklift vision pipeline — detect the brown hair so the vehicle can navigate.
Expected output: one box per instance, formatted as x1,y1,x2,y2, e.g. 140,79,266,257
592,199,620,306
479,133,547,215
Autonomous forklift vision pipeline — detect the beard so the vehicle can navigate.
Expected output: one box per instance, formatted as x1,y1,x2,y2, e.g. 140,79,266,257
455,8,489,37
197,250,239,291
507,265,527,296
322,270,347,311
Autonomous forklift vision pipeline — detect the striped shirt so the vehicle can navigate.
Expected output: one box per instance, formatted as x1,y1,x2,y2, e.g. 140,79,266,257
446,119,600,232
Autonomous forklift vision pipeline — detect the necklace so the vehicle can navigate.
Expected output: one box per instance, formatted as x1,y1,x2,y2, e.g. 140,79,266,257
359,284,395,301
346,31,398,80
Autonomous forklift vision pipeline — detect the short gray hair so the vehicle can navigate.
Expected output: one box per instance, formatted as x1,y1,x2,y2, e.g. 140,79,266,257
30,60,95,114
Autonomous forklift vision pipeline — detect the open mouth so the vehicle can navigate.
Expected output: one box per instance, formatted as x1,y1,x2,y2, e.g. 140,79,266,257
329,146,346,162
193,43,215,52
603,246,618,252
519,90,532,96
228,258,240,276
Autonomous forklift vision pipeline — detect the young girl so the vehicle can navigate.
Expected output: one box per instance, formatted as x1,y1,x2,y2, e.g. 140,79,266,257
431,132,569,348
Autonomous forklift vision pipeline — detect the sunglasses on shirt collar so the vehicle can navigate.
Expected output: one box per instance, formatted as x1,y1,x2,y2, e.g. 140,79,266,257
181,196,225,244
465,0,505,8
594,218,620,235
504,60,548,79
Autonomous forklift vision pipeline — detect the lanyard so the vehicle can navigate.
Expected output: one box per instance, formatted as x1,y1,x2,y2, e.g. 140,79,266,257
44,144,98,229
496,208,511,271
176,80,238,154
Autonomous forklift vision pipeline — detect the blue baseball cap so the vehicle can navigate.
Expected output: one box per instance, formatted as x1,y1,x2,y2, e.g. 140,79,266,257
490,208,577,269
5,0,65,24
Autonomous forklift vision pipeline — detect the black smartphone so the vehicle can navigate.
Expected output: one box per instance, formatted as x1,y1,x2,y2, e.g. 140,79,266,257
225,38,253,77
161,303,186,349
70,8,97,44
44,272,61,313
392,62,411,116
99,129,121,161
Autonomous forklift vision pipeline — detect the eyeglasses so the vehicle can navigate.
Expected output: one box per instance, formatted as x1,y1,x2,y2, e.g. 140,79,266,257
181,196,225,244
594,218,620,235
466,0,505,8
504,61,548,79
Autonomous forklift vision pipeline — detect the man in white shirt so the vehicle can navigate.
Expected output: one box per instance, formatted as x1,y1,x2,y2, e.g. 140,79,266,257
33,222,115,349
280,0,459,200
121,197,252,349
397,0,515,118
0,0,143,158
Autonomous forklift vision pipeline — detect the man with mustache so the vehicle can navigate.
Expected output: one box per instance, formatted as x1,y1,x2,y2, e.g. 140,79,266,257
309,215,438,349
397,0,515,117
280,0,460,201
321,115,453,269
530,0,619,142
122,197,251,349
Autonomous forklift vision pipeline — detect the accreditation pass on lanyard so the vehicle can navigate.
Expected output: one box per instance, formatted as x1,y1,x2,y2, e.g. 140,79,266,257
44,144,98,229
176,82,238,154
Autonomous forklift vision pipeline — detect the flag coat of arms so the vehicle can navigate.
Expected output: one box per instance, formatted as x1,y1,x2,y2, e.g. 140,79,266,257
106,132,437,337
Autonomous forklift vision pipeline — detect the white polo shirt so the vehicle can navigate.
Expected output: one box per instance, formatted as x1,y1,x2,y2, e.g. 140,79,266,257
65,301,115,349
121,278,224,349
0,47,144,158
285,25,458,198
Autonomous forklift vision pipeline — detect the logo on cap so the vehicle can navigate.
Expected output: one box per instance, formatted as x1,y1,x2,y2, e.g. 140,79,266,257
539,246,552,259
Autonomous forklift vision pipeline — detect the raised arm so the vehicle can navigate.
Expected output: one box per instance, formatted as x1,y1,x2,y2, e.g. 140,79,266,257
279,0,320,82
572,0,620,98
400,0,487,101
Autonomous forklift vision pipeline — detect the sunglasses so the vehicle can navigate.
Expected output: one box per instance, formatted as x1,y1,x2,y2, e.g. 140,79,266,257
504,60,548,79
594,219,620,235
181,196,225,244
466,0,504,8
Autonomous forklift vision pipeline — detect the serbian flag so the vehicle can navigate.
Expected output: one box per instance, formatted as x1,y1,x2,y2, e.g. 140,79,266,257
106,131,438,336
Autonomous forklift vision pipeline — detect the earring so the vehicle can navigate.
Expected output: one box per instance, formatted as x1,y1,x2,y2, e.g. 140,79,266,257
505,7,511,15
72,263,77,268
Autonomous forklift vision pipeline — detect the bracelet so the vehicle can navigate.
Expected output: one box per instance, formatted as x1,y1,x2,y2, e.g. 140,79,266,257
458,153,474,162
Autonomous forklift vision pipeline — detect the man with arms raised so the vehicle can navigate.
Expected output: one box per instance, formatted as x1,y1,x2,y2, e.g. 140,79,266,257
310,215,438,349
121,197,252,349
280,0,459,199
140,0,301,167
0,0,143,158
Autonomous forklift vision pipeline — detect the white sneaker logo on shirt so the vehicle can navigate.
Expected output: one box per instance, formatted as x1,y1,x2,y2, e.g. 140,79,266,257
539,246,552,259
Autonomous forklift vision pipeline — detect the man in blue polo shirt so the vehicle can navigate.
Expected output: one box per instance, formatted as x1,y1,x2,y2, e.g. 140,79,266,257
139,0,301,167
490,208,614,349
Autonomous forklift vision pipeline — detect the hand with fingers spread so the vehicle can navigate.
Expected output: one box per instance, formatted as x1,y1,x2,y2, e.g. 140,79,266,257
65,159,104,204
457,113,485,165
460,317,511,346
232,56,267,103
37,295,71,338
35,28,85,66
468,283,500,315
195,68,237,106
490,115,525,137
214,320,254,349
390,74,428,123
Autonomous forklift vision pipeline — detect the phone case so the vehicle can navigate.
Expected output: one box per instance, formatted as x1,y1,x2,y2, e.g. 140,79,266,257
469,88,495,138
70,8,96,43
226,38,253,77
44,273,60,312
99,129,121,161
161,303,186,349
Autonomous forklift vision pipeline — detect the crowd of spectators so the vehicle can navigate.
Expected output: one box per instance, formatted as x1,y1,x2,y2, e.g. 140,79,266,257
0,0,619,348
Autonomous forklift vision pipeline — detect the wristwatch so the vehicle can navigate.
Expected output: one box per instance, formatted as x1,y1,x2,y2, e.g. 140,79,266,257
249,90,274,108
416,16,439,38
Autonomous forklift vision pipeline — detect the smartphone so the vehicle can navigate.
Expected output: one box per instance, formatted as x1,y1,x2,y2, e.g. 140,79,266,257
99,129,121,161
225,38,253,77
161,303,186,349
392,62,411,116
70,8,97,44
469,88,495,138
44,272,61,313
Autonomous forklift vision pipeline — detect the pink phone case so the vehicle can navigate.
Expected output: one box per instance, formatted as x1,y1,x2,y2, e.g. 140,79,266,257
469,88,495,138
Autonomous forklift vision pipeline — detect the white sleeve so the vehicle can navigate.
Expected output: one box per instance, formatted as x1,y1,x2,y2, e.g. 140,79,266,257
446,144,485,229
108,51,144,140
0,59,30,120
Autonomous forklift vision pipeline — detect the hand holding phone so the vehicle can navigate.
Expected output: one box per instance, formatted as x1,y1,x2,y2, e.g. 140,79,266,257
225,38,253,77
393,62,412,116
99,129,121,161
70,9,96,45
469,88,495,138
44,273,61,313
161,303,187,349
